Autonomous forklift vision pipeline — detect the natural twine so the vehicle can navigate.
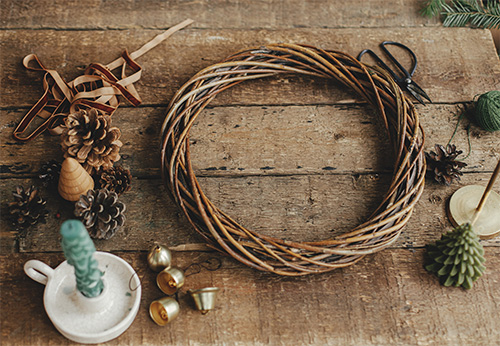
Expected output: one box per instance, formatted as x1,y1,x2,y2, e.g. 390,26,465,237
447,90,500,160
475,91,500,132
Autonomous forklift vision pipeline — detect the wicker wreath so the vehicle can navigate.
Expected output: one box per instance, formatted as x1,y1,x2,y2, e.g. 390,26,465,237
160,43,426,276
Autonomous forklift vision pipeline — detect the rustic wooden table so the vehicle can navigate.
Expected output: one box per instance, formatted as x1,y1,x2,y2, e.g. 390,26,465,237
1,1,499,345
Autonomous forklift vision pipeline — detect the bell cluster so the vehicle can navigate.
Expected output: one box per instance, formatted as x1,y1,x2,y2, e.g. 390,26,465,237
147,243,220,325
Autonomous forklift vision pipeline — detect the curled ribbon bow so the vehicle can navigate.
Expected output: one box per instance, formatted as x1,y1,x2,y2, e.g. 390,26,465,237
13,19,194,141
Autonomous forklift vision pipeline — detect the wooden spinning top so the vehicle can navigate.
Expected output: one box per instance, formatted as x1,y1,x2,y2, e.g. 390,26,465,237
448,158,500,239
58,158,94,201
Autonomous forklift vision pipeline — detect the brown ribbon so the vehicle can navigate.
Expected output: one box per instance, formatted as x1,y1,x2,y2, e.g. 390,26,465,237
13,19,194,141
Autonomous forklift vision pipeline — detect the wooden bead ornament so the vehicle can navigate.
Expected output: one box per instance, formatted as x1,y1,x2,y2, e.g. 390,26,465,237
58,158,94,201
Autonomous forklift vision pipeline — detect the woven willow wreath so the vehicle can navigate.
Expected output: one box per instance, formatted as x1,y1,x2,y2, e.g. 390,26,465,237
160,43,426,276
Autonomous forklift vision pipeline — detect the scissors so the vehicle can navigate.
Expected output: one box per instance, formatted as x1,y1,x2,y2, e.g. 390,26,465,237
358,41,432,105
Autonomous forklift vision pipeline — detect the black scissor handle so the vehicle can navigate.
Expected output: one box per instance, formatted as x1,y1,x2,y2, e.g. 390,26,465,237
381,41,418,78
358,41,431,105
357,49,399,81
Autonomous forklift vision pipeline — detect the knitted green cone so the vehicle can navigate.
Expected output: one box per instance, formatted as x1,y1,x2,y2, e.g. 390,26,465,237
425,223,485,289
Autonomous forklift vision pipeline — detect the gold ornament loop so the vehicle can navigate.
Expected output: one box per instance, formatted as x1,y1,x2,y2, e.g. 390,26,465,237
161,43,426,276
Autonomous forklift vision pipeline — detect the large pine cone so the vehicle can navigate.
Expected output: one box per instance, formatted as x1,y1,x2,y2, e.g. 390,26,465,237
8,185,48,231
61,108,122,174
74,188,126,240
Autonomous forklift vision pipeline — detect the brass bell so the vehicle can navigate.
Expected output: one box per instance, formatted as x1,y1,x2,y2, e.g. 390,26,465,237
188,287,220,314
147,243,172,272
149,297,180,326
157,267,185,295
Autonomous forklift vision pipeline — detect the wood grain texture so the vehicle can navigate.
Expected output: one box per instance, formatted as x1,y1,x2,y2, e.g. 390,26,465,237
2,104,499,178
2,250,499,345
1,28,498,108
2,172,499,255
0,0,438,30
2,1,500,344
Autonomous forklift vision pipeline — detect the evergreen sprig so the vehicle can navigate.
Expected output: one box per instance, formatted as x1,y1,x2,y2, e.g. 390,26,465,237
421,0,447,17
421,0,500,29
443,0,500,28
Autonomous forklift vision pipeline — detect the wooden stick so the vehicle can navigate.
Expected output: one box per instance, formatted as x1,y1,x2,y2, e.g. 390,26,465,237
472,157,500,224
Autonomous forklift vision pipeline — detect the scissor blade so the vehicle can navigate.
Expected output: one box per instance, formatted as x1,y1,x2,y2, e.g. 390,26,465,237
406,81,432,105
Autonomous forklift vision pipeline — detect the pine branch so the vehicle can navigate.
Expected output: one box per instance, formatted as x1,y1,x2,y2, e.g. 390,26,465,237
421,0,447,18
442,1,475,26
472,0,500,28
442,0,500,29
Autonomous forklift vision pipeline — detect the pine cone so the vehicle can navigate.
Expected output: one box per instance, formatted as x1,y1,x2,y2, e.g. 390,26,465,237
61,108,122,174
38,160,61,187
425,223,485,289
95,165,132,195
425,144,467,185
8,185,48,231
74,188,126,240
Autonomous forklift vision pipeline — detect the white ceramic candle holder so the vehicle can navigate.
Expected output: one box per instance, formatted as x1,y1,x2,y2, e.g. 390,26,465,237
24,251,141,344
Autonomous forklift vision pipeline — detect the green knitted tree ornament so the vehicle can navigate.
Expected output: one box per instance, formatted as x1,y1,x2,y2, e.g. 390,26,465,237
425,223,485,289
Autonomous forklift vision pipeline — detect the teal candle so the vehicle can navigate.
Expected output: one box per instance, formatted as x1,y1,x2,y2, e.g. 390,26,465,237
60,219,104,298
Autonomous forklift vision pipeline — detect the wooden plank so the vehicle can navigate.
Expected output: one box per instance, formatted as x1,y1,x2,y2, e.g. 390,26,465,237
2,171,499,254
2,103,499,178
0,0,438,30
2,249,499,345
2,3,499,346
1,28,498,108
491,29,500,53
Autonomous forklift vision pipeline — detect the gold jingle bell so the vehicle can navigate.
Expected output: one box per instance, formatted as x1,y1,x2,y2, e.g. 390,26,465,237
149,297,180,326
188,287,220,314
157,267,185,295
147,243,172,272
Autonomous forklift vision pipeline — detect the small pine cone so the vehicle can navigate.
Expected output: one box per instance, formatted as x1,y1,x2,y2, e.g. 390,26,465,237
425,144,467,185
74,189,126,240
38,160,61,187
95,165,132,195
8,185,48,231
61,108,122,174
425,223,485,289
